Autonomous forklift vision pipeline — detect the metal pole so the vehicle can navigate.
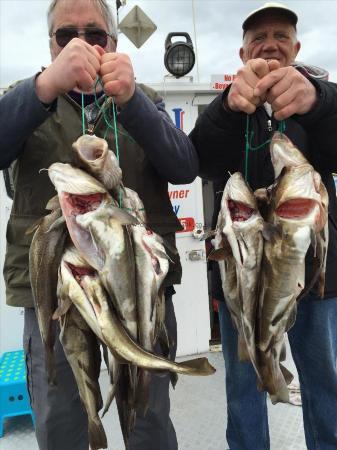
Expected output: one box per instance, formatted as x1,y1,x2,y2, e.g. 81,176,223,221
191,0,200,82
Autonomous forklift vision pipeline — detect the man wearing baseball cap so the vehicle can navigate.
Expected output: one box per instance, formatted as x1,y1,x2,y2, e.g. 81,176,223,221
191,2,337,449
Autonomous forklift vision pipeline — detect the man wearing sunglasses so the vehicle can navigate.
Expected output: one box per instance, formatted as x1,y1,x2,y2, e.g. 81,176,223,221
0,1,199,449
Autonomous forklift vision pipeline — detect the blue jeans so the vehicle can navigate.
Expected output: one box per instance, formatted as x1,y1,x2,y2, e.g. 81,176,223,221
218,294,337,450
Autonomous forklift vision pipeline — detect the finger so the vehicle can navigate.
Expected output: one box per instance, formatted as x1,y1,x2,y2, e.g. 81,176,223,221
77,56,98,82
248,58,270,79
102,79,122,97
100,60,118,78
101,51,119,65
269,89,296,114
265,76,290,104
77,71,97,92
233,94,257,115
85,52,101,76
254,69,285,97
273,103,298,121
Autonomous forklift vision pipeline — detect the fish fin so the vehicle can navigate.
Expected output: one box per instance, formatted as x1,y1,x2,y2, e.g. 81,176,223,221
101,384,117,418
152,233,178,255
101,344,110,372
170,372,178,388
106,204,139,225
87,226,105,270
207,247,227,261
52,297,72,320
25,218,44,235
198,228,217,241
45,215,66,233
45,195,60,211
280,363,294,385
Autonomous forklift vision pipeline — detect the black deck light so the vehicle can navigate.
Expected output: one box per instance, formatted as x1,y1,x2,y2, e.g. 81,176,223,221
164,32,195,78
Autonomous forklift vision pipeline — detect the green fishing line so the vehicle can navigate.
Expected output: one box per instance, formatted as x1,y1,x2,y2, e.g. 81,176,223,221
244,114,286,182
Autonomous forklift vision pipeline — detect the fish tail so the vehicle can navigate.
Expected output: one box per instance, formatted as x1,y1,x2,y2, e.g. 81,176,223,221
101,384,117,418
237,335,250,362
178,357,216,375
260,356,290,403
88,417,108,450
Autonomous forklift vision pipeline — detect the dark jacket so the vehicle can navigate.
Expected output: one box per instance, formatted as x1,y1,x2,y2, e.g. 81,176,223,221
0,76,199,307
190,77,337,299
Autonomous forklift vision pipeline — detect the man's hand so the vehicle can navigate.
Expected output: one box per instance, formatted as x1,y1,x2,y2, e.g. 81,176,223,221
254,66,317,120
227,58,280,114
100,52,135,106
36,39,102,103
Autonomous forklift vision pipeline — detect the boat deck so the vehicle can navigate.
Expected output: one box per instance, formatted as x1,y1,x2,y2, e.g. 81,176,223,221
0,343,306,450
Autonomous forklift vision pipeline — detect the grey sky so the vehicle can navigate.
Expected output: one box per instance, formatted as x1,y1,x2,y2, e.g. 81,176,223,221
1,0,337,88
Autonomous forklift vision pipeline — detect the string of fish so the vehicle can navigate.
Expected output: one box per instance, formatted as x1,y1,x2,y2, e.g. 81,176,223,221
244,114,286,182
80,78,144,215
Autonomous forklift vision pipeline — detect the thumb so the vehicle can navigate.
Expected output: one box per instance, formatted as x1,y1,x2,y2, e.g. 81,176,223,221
267,59,281,72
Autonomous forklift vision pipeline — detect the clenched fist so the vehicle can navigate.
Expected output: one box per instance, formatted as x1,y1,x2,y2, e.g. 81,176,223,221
99,52,135,106
254,65,317,120
227,58,280,114
36,38,102,103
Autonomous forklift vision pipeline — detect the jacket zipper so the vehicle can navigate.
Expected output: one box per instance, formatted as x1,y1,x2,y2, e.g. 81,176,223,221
65,94,108,135
267,119,273,132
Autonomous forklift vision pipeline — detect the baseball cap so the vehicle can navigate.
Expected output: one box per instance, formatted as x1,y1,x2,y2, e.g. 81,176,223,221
242,2,298,34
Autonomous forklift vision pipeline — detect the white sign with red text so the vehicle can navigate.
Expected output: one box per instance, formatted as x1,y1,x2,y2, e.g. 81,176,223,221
211,73,236,90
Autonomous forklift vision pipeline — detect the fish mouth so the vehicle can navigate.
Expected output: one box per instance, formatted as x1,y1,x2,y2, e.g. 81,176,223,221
276,198,318,219
64,261,103,317
80,146,104,161
66,262,96,284
64,192,105,215
228,200,255,222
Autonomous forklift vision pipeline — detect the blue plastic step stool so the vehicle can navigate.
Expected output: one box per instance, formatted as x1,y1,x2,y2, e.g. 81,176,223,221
0,350,35,437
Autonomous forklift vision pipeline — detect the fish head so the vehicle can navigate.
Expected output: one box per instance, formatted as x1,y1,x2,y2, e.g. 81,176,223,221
270,132,308,178
220,173,264,267
273,165,327,232
72,134,108,162
223,172,263,229
48,163,110,270
59,246,109,338
72,135,123,191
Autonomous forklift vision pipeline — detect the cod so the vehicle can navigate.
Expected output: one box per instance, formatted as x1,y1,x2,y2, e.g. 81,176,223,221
28,195,68,384
257,132,329,403
211,172,264,377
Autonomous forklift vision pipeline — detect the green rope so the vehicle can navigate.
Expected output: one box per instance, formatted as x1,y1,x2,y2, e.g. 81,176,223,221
93,78,136,143
81,93,86,135
244,114,286,182
110,99,123,208
80,79,124,208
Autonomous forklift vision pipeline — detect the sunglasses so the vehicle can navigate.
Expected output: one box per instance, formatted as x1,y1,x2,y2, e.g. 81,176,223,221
51,27,113,48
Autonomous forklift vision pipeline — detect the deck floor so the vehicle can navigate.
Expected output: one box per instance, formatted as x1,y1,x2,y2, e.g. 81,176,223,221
0,347,306,450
